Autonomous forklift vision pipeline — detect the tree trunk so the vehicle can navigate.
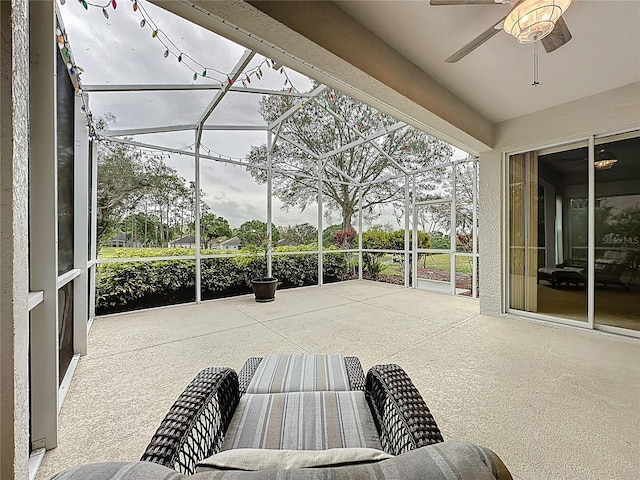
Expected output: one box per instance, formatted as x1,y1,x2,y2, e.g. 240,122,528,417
342,205,355,231
144,202,148,246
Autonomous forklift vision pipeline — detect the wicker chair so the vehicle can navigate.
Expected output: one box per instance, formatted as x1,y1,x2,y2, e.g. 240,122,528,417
140,355,444,474
49,355,512,479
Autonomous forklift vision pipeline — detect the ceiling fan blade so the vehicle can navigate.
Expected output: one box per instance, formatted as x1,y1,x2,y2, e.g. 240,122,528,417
445,21,504,63
541,16,572,53
430,0,509,5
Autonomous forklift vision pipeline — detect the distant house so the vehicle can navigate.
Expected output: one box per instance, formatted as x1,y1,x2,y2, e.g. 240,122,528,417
169,235,196,249
108,233,131,248
220,236,241,251
277,238,298,247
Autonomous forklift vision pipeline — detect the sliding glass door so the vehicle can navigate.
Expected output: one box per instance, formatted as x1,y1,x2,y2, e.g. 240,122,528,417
508,132,640,334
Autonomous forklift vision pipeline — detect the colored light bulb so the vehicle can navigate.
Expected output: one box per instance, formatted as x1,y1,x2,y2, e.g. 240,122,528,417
102,8,109,18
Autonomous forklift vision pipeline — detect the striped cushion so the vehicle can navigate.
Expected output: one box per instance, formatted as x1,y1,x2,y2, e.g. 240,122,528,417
221,391,382,451
246,355,351,394
48,441,513,479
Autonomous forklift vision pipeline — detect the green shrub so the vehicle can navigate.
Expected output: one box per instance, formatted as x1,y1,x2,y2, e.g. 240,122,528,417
96,247,353,314
96,259,196,311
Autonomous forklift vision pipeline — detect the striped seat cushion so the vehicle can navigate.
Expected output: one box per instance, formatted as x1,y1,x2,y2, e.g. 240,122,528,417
221,391,383,451
246,354,351,394
50,441,513,479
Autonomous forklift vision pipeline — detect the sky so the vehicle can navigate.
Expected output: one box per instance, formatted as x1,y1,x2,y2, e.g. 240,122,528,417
60,0,468,231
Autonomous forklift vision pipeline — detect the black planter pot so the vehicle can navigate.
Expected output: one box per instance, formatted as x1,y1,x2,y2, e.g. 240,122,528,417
251,277,278,303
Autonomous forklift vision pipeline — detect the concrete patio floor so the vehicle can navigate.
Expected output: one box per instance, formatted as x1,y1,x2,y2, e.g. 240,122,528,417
36,280,639,480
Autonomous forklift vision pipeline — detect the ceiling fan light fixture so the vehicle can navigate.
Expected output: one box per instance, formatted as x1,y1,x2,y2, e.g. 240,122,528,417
594,148,618,170
594,159,617,170
503,0,572,44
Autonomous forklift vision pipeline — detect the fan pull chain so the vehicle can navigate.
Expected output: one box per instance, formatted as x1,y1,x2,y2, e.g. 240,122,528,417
532,41,541,87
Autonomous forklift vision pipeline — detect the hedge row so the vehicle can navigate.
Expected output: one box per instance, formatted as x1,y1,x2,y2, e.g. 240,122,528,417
96,252,356,314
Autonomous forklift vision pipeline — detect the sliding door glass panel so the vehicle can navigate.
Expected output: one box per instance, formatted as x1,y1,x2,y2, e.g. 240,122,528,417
594,134,640,331
535,146,588,322
510,148,589,322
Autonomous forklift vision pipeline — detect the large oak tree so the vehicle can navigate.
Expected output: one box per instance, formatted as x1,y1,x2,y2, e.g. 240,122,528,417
246,85,453,231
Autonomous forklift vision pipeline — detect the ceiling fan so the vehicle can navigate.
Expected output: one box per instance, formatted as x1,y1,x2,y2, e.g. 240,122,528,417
431,0,573,63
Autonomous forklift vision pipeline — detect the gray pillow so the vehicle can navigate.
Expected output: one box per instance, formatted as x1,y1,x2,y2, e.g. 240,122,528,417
196,448,393,472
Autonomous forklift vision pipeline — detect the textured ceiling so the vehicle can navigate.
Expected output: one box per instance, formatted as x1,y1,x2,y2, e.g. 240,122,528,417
335,0,640,123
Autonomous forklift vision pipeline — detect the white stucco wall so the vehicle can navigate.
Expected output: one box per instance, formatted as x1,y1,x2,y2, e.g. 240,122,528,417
0,0,31,478
478,150,503,316
495,82,640,151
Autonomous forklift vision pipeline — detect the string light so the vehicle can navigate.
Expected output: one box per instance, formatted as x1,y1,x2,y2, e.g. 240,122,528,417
56,24,98,141
62,0,303,89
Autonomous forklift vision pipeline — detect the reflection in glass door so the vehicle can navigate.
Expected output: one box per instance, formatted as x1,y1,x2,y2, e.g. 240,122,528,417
509,147,588,322
509,132,640,334
594,135,640,331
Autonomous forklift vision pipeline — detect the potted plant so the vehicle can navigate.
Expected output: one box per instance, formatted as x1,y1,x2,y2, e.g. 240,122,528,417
249,242,278,302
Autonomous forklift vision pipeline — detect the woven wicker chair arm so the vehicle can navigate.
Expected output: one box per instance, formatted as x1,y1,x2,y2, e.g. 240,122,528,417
366,364,443,455
140,367,239,474
238,356,263,395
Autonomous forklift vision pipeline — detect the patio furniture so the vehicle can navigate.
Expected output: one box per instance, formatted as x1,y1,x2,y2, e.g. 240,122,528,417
50,355,513,480
538,250,636,289
538,264,585,288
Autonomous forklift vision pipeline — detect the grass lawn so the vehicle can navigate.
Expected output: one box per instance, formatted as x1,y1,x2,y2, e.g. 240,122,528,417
380,253,473,276
98,247,197,258
100,249,473,276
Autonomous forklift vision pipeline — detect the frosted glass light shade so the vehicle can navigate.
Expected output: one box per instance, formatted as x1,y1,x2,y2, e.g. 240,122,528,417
503,0,572,44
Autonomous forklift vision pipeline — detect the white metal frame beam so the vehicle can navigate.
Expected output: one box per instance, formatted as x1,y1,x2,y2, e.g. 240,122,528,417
320,122,405,160
312,98,410,175
278,133,321,159
83,83,310,97
268,84,327,130
102,124,268,137
196,50,255,135
103,136,346,185
202,125,268,131
101,125,195,137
